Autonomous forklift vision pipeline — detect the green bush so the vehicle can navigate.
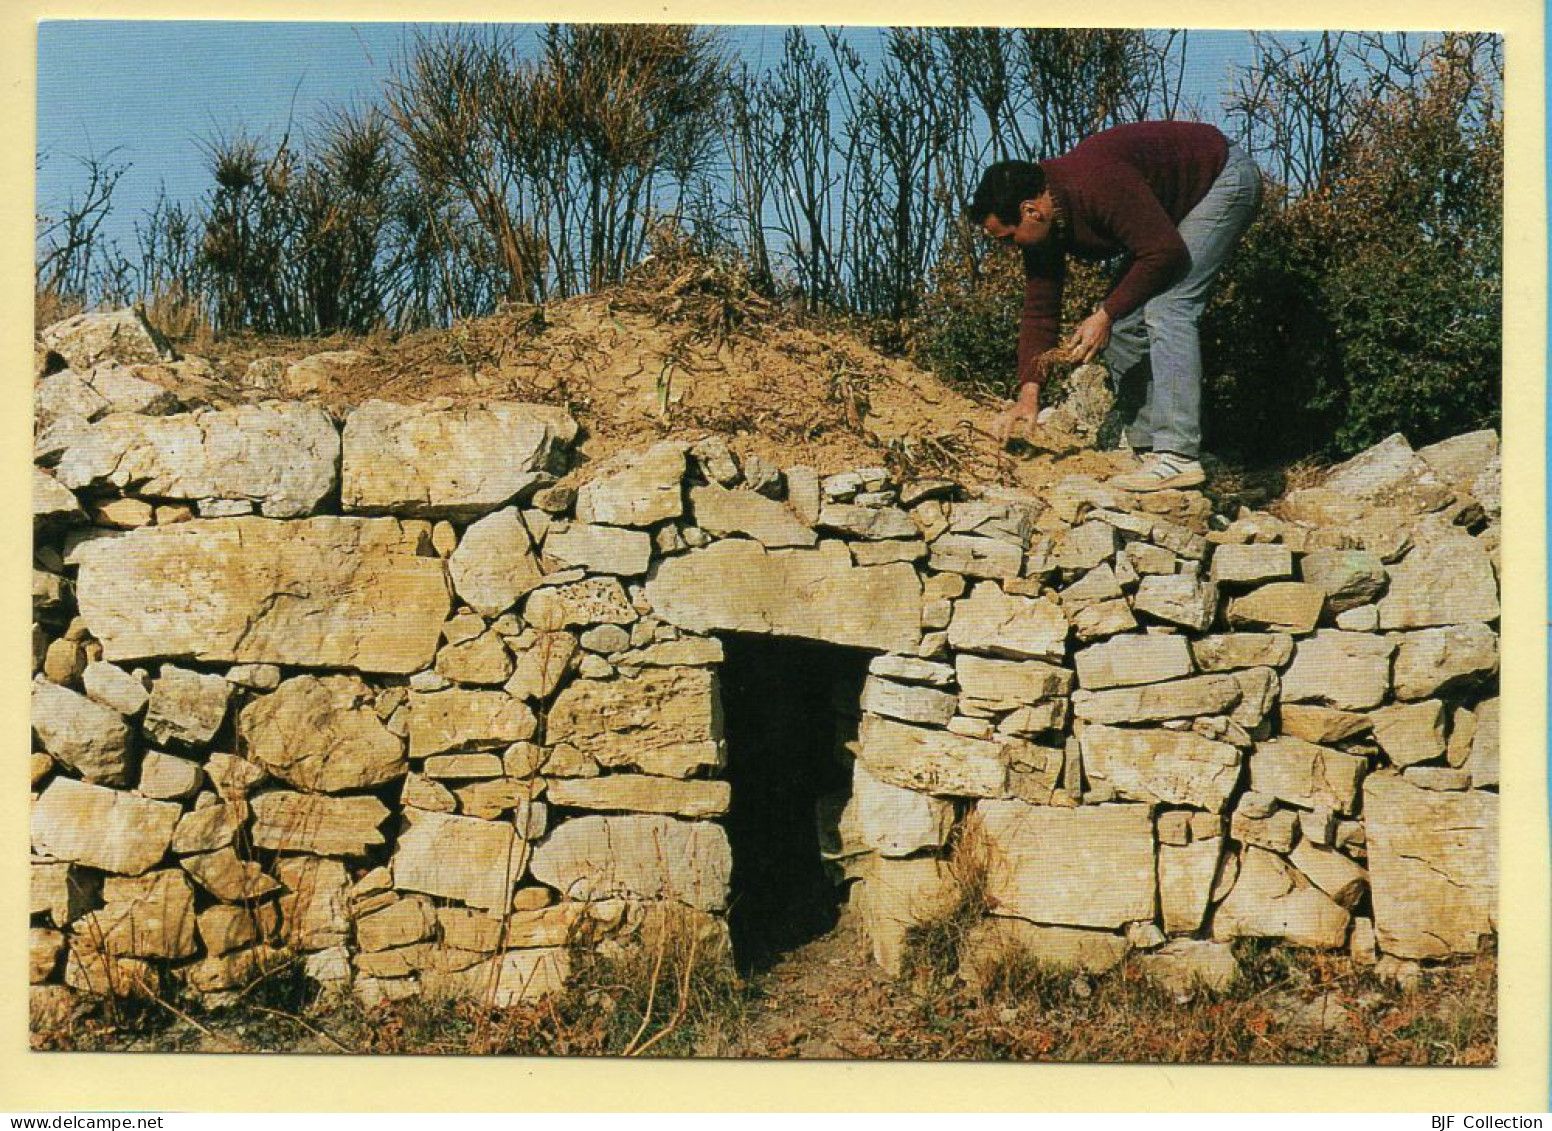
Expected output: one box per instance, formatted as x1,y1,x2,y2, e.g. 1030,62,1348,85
1203,52,1501,461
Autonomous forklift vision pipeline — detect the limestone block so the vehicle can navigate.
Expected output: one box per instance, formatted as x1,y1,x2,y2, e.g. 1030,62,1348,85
137,751,203,800
358,896,439,952
436,630,514,685
616,636,724,669
33,468,84,526
1230,806,1298,853
406,689,537,759
1278,705,1370,744
41,308,173,369
1378,529,1499,629
1298,550,1388,613
63,945,157,998
960,919,1128,987
544,522,657,574
1468,697,1499,788
1074,634,1193,689
143,666,231,749
171,801,245,855
1072,671,1243,725
861,675,956,727
1417,430,1499,493
32,778,179,875
1051,521,1118,572
73,517,451,674
198,905,264,957
529,815,731,912
856,714,1009,797
240,674,406,793
1190,633,1293,672
1226,582,1324,634
852,540,927,566
53,403,339,518
954,655,1070,705
180,848,282,901
849,762,954,857
948,581,1067,661
505,633,580,701
448,508,545,615
647,539,921,652
1321,433,1453,512
1391,623,1498,701
1210,543,1292,585
976,800,1156,928
1288,842,1367,909
547,667,722,778
251,792,390,856
392,809,525,912
575,442,687,527
870,654,955,687
1212,847,1350,948
1368,699,1446,767
31,860,100,926
1281,631,1395,710
275,856,351,951
1071,598,1138,640
75,869,198,959
82,661,149,717
1133,575,1218,633
1363,775,1496,958
689,480,825,546
816,503,917,541
546,775,732,818
1403,766,1472,791
927,534,1023,579
1080,724,1241,811
1058,564,1124,611
1159,837,1224,935
341,400,567,518
524,577,638,629
852,856,962,975
30,929,64,985
36,372,111,427
1135,939,1240,994
31,677,132,785
1249,737,1366,814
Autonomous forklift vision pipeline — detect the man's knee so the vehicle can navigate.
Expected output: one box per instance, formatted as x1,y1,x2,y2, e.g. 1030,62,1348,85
1142,294,1205,341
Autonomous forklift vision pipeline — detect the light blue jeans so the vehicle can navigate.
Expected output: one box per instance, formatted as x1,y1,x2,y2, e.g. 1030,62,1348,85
1102,143,1263,459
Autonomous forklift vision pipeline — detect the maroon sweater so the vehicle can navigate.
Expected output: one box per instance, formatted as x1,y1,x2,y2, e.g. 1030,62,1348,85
1019,121,1229,385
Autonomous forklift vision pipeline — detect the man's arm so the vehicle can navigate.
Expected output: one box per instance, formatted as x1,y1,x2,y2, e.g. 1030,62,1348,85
1018,246,1065,386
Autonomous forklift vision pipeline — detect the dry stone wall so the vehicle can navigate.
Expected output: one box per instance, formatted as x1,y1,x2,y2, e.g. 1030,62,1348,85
31,328,1501,1008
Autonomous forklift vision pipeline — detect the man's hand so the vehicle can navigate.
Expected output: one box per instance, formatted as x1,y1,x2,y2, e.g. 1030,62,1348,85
993,381,1043,445
1064,307,1113,363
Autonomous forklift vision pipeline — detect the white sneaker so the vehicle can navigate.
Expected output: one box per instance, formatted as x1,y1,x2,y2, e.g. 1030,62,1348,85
1108,451,1206,492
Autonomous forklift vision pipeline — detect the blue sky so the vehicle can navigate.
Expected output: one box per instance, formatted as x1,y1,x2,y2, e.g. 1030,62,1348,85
36,21,1258,255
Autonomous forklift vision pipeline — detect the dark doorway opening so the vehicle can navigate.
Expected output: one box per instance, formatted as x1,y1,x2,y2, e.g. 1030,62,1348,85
717,633,871,974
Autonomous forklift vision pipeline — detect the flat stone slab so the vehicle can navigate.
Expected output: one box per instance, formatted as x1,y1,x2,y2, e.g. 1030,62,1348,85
52,403,340,518
73,517,451,674
975,800,1156,929
529,815,732,911
1364,775,1497,959
1080,724,1241,811
546,667,722,778
239,674,406,793
31,778,180,876
392,809,523,912
341,400,569,518
856,714,1010,798
645,539,921,653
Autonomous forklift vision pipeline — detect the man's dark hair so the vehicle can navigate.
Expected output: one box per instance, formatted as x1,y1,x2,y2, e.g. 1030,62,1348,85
967,161,1047,226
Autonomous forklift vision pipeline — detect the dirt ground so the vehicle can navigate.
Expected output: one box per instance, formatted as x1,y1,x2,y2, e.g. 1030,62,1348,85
180,266,1131,494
